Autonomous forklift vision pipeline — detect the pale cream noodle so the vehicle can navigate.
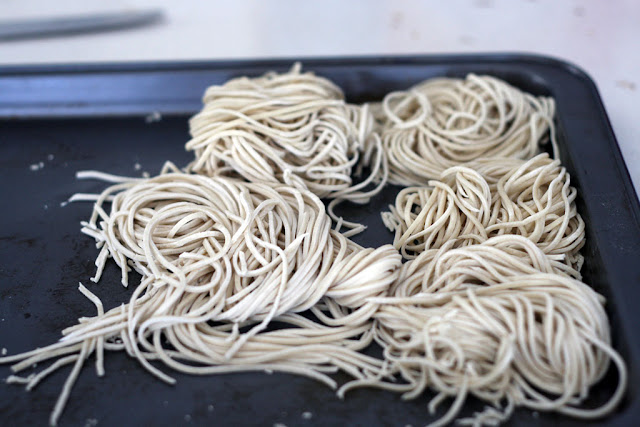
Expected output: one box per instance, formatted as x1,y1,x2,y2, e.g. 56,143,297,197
379,74,557,186
0,171,401,426
383,153,585,272
186,63,388,236
340,238,626,426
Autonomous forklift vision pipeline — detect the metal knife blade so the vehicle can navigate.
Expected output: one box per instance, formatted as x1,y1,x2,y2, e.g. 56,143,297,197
0,9,164,41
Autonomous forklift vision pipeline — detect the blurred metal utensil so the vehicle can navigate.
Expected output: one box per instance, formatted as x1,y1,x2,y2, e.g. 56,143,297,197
0,9,164,41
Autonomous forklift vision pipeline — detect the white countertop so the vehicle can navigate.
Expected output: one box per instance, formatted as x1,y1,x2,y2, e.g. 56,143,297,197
2,0,639,197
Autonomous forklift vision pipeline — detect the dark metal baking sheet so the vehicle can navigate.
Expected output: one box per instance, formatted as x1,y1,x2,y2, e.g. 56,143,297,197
1,54,639,426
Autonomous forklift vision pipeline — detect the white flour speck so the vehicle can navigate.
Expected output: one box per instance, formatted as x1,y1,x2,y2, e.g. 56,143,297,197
1,348,7,355
207,404,214,412
47,154,55,161
84,418,98,427
184,414,192,422
142,171,150,178
145,111,162,123
60,201,68,207
273,423,287,427
302,412,312,420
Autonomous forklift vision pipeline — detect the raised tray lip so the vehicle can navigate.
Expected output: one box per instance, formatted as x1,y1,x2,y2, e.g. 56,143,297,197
0,51,597,80
0,52,602,114
1,52,639,424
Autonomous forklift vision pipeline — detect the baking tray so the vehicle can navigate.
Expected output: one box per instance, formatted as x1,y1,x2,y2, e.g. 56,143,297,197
1,54,639,426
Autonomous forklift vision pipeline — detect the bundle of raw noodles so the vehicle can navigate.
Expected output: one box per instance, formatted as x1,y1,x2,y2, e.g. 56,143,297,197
340,237,625,426
186,63,388,236
382,153,585,272
378,74,557,185
0,168,401,426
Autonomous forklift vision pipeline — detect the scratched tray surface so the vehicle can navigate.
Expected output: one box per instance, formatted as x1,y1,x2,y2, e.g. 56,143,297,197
1,55,639,426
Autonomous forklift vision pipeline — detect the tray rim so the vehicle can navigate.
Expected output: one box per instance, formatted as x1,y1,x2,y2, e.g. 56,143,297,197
0,52,608,116
0,51,599,78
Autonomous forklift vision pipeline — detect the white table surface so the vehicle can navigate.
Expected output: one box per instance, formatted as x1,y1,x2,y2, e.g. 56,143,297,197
2,0,639,197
